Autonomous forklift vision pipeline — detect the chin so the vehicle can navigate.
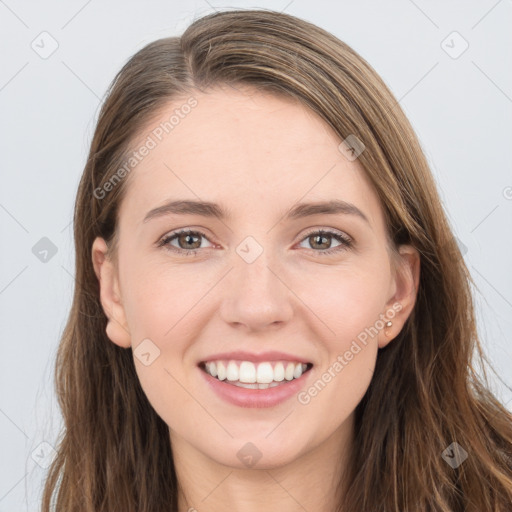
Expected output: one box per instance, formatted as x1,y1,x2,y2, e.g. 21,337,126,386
202,435,308,471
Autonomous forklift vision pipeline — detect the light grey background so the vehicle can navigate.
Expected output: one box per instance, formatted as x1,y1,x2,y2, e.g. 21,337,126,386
1,1,511,510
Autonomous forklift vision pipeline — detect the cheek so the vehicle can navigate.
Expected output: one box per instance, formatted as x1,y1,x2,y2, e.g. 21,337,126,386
120,262,218,418
123,264,205,431
292,269,386,430
294,266,388,431
294,261,391,341
297,343,376,443
121,255,215,341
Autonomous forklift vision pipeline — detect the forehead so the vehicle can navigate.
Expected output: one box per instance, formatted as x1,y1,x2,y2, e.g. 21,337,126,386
118,85,384,230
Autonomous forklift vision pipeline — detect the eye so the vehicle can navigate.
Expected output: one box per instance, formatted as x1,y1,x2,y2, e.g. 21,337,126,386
157,229,213,256
157,228,353,257
297,229,353,255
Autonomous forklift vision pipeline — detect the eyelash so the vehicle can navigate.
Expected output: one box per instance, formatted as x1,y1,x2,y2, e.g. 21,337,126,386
157,228,353,257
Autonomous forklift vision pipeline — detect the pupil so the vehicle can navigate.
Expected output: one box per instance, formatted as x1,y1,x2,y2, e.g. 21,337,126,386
314,234,329,249
183,234,199,248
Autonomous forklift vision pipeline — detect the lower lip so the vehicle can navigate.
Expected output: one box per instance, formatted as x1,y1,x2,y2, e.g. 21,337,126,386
199,366,313,408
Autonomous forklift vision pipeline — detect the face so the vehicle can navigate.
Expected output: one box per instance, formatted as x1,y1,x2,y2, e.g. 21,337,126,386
92,85,419,470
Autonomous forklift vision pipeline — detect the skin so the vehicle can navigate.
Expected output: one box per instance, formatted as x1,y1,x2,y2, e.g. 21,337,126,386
92,85,420,512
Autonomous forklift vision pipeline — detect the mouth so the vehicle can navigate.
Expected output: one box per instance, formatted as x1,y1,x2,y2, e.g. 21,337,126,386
198,359,314,389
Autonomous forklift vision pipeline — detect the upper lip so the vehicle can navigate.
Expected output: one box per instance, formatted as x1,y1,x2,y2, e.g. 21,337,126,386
199,350,313,365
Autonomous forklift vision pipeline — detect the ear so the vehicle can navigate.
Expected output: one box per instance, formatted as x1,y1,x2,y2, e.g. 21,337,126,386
91,237,131,348
378,244,420,349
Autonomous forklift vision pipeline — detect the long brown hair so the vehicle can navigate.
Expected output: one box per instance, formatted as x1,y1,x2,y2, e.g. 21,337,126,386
41,8,512,511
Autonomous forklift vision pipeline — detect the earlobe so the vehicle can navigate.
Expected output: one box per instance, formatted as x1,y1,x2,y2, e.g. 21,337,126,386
378,244,420,349
91,237,131,348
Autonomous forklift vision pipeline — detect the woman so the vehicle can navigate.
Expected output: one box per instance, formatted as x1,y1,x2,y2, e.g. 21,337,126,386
41,8,512,512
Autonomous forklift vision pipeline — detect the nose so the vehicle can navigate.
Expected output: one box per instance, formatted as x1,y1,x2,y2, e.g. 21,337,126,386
219,246,294,331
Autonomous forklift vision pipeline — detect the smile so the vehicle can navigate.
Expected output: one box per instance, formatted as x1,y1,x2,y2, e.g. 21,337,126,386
199,360,313,389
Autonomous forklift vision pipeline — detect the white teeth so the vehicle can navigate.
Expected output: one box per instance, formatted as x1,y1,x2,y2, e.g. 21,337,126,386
217,361,226,380
226,361,239,381
273,362,285,381
208,361,217,378
232,381,259,389
284,362,295,381
203,359,310,384
256,362,274,383
239,361,256,383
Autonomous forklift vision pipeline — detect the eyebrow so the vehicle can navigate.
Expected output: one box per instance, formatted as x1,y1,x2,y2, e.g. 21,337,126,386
143,199,370,225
